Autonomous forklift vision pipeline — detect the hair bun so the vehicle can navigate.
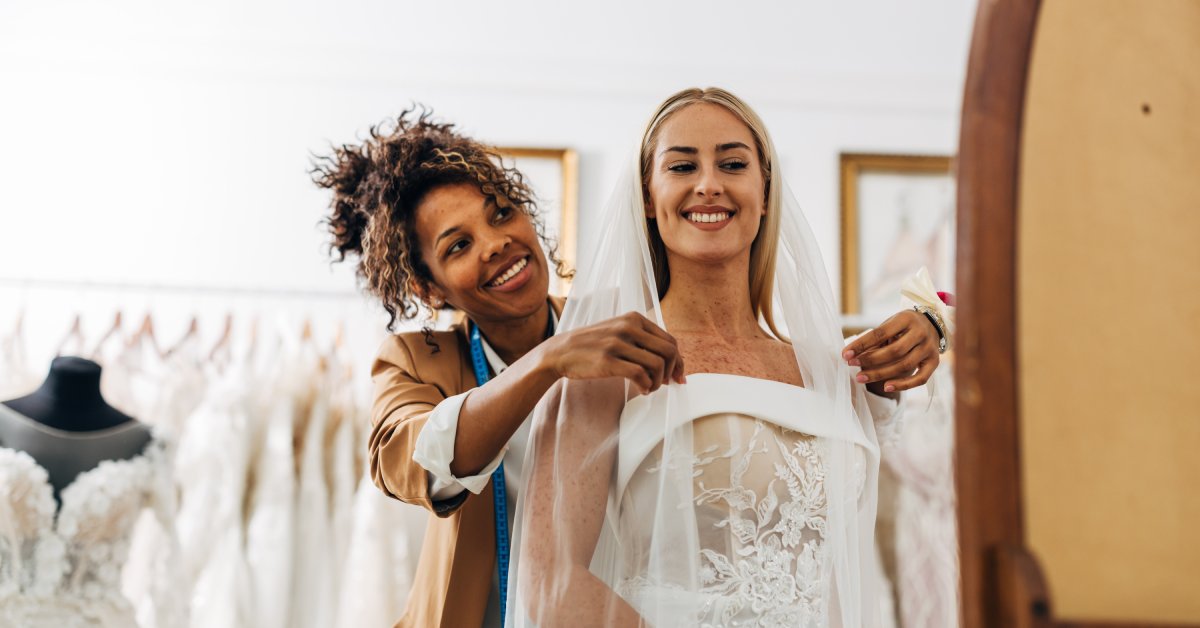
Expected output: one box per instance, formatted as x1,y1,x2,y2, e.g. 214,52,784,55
313,142,373,260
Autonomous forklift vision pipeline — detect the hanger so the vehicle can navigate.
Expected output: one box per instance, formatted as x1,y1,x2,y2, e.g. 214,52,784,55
129,312,164,358
55,314,86,357
166,316,200,357
245,315,260,363
208,313,234,364
89,311,124,362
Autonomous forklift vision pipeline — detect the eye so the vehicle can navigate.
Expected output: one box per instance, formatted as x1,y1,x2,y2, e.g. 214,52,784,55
446,239,469,255
721,160,748,171
667,162,696,173
493,205,513,222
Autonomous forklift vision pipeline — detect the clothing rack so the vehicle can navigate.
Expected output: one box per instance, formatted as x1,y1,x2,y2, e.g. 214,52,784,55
0,277,365,300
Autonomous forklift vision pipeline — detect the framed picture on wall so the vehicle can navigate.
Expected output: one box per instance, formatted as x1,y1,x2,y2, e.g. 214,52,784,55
840,153,955,320
496,147,579,296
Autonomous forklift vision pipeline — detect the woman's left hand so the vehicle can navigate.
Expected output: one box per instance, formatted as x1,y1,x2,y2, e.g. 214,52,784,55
842,309,941,396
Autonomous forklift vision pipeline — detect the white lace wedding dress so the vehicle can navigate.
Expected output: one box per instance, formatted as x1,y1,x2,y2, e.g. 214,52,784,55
612,374,873,628
0,429,181,628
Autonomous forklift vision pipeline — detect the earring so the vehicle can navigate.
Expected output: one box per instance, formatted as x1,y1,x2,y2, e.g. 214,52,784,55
428,297,445,309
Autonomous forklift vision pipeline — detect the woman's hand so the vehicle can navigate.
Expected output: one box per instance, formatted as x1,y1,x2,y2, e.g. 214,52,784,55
539,312,685,395
843,309,941,396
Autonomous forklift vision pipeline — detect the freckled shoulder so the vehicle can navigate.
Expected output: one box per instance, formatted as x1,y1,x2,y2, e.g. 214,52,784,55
675,333,804,387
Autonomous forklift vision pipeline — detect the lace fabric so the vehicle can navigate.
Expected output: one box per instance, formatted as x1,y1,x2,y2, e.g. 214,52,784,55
0,434,182,628
613,377,869,628
883,366,958,628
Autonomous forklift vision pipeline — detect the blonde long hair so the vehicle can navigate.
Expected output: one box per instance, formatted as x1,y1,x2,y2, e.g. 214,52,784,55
638,87,786,339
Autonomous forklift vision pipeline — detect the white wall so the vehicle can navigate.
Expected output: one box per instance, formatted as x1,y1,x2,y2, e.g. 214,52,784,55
0,0,976,374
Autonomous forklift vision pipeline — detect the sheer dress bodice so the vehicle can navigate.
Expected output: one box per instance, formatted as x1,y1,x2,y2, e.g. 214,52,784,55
613,375,870,628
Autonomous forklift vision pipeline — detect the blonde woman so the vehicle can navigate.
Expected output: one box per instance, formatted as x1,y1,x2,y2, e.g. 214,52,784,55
511,89,936,627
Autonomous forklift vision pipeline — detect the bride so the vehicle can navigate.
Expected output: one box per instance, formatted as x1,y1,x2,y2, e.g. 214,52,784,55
509,88,903,627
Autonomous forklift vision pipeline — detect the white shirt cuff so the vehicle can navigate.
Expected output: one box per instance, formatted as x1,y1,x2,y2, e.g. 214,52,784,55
412,390,507,501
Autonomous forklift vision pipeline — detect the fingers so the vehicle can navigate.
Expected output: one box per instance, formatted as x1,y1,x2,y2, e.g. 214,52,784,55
629,331,684,386
843,323,898,361
625,312,685,384
613,343,670,393
613,360,655,395
842,310,918,362
882,357,938,392
852,328,921,370
856,344,927,387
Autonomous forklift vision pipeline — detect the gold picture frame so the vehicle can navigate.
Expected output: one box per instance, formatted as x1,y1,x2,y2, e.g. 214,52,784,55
839,152,954,316
496,147,579,295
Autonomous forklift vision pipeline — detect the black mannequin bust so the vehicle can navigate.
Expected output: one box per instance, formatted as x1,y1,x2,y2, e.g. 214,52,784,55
0,356,153,498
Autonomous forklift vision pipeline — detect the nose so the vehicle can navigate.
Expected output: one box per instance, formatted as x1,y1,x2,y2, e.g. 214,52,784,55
479,227,512,261
694,165,724,199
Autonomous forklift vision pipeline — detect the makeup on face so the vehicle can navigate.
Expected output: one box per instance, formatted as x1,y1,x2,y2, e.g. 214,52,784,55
414,183,550,322
647,104,766,262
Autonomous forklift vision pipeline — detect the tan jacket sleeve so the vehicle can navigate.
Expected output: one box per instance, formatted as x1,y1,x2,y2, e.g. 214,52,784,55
368,333,468,516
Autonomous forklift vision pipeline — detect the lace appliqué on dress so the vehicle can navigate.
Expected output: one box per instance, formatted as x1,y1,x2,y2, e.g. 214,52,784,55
0,438,177,628
619,419,832,628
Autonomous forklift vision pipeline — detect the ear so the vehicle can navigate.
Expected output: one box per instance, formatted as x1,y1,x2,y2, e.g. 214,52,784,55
411,279,448,308
643,191,656,219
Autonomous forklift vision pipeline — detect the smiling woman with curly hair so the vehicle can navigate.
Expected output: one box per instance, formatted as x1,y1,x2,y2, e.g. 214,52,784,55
313,107,571,331
313,107,685,627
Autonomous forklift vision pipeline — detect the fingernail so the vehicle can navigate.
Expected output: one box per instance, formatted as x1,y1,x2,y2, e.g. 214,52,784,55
843,350,855,360
885,385,896,392
849,359,861,367
856,374,868,383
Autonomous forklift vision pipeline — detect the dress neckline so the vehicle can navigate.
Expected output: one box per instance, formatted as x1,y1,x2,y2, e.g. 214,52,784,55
0,438,157,522
680,372,808,394
0,402,145,440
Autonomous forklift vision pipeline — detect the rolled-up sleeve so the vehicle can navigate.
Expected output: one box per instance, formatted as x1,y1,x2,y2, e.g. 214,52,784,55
413,390,506,501
369,335,469,517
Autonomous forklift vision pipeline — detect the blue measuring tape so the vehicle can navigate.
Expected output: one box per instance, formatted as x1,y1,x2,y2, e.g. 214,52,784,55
469,322,511,625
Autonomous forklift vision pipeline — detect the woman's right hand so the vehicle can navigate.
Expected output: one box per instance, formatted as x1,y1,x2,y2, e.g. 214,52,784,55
539,312,685,395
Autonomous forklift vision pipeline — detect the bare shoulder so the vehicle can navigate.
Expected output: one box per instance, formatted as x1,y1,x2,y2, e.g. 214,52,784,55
675,333,804,387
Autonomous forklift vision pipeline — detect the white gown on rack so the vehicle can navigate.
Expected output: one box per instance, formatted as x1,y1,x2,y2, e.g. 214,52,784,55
0,317,36,399
174,362,254,628
243,352,299,628
335,473,428,628
291,362,335,628
0,431,181,628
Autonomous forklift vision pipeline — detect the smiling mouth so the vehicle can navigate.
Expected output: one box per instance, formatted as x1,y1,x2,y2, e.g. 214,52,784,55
682,209,735,224
487,256,529,288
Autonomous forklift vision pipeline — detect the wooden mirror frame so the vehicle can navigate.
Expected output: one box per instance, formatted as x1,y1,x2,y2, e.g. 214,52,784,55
954,2,1199,627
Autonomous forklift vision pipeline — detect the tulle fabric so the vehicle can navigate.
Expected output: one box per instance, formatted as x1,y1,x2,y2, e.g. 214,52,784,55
506,156,883,627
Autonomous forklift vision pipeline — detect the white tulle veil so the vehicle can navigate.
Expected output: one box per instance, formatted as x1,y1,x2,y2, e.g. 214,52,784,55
506,88,883,627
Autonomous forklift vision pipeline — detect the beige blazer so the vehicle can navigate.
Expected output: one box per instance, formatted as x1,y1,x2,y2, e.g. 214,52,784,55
368,298,565,628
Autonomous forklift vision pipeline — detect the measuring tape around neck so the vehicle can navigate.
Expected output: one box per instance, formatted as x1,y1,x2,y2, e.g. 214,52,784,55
468,322,510,625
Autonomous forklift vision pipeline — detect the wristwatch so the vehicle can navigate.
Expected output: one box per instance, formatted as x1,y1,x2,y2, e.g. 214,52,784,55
914,305,948,354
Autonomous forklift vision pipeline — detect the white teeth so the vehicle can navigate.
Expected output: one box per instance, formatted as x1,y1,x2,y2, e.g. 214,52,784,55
489,257,528,287
687,212,730,224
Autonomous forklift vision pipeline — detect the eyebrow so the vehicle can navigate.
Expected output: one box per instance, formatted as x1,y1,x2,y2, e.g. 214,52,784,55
435,226,461,247
434,198,498,248
660,142,752,156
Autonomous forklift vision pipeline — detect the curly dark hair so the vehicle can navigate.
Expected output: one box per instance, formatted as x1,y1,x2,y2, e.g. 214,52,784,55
312,106,572,332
